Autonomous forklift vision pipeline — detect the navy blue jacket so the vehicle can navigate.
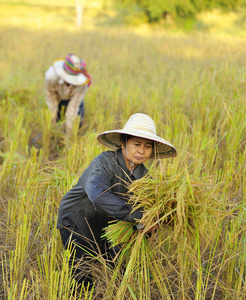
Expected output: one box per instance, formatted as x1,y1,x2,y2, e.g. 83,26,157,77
57,149,147,250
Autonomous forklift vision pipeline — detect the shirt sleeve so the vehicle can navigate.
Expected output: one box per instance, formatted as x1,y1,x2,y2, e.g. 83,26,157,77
65,85,88,130
44,66,59,120
84,160,143,222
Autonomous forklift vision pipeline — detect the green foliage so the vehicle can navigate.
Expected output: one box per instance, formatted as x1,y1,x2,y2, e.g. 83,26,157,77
217,0,242,10
115,0,245,23
138,0,175,21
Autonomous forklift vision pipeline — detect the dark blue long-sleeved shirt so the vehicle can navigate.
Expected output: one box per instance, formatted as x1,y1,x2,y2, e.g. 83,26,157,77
57,149,147,248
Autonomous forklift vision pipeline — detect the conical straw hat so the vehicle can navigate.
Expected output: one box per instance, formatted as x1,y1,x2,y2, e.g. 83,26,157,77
97,113,177,159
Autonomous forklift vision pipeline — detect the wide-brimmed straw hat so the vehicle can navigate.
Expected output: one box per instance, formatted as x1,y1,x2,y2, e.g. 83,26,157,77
53,53,90,86
97,113,177,159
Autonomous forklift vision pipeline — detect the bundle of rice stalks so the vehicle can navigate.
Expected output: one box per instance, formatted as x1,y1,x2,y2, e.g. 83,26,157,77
103,169,225,299
128,170,224,238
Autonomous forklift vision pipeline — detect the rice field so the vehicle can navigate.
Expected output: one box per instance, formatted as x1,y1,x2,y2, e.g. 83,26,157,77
0,2,246,299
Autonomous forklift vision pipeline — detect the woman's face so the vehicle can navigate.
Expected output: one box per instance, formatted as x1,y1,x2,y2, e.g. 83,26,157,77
121,136,153,169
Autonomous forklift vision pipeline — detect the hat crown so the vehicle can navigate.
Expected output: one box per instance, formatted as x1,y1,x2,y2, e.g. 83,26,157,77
123,113,157,136
68,54,81,68
63,53,84,76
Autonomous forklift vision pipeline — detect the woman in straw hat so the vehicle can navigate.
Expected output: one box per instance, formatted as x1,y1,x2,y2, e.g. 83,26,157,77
57,113,177,288
44,53,92,134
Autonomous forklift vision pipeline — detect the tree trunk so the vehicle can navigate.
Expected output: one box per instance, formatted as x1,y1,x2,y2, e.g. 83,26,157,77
75,0,84,29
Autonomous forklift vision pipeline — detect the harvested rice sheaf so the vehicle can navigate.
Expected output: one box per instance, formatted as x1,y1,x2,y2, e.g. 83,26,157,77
128,171,222,238
103,171,227,299
104,170,223,247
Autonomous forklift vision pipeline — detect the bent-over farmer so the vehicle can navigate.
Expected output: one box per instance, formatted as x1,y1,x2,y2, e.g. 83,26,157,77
57,113,177,288
44,53,92,134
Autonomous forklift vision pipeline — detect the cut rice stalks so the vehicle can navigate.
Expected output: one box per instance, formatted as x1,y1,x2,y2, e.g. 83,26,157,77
102,169,228,299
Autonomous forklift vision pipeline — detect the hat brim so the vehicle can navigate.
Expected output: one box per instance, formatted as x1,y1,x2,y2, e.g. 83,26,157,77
97,129,177,159
53,60,88,86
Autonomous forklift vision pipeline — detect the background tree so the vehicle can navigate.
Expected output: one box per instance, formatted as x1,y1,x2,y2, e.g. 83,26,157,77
115,0,245,23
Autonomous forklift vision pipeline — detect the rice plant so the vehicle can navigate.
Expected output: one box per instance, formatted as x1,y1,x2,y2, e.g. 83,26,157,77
103,168,245,299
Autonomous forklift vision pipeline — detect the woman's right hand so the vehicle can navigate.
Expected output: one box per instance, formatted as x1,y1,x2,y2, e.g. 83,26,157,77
143,223,159,234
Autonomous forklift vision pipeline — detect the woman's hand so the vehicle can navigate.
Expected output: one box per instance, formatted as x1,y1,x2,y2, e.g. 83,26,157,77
143,223,159,234
132,223,159,234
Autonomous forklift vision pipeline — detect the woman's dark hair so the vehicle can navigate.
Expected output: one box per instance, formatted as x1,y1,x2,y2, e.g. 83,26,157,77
120,134,134,146
120,134,154,147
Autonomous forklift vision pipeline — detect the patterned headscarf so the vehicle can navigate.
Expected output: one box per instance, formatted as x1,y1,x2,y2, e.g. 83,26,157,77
63,53,92,87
